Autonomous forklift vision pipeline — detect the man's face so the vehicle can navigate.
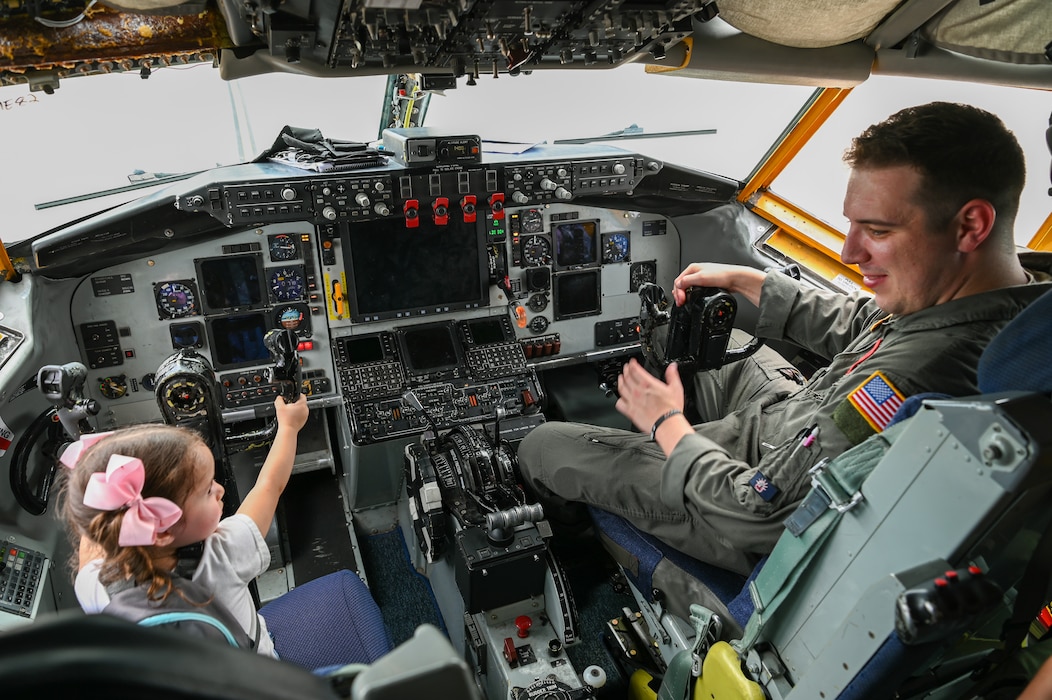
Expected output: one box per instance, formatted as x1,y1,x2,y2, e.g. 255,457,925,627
841,165,962,315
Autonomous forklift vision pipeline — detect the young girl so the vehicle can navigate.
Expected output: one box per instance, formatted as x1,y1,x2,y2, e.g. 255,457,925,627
59,394,309,657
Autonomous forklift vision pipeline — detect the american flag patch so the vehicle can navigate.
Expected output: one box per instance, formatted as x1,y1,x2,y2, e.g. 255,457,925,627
847,371,904,432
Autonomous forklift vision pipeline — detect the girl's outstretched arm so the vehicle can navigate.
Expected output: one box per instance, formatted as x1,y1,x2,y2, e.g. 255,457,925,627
237,394,310,535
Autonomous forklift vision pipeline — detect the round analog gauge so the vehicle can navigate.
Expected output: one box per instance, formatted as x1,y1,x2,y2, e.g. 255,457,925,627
602,232,631,264
155,281,197,319
269,233,299,261
527,293,548,313
528,316,549,333
520,209,544,234
521,236,551,266
275,304,310,333
630,261,657,292
163,378,207,415
269,267,306,302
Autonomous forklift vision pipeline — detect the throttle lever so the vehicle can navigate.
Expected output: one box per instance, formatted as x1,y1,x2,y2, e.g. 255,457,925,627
264,329,301,403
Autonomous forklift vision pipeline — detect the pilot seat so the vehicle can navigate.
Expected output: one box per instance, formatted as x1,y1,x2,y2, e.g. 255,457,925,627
592,286,1052,699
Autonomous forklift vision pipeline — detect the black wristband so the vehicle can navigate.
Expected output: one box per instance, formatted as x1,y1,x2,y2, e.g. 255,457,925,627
650,409,682,441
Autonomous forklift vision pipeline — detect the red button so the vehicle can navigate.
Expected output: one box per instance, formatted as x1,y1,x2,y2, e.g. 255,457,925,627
515,615,532,638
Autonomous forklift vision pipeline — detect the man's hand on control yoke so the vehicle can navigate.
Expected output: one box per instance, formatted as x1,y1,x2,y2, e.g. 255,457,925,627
673,262,765,308
615,358,684,434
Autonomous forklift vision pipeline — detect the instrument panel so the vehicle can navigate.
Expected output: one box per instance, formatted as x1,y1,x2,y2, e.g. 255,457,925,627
63,142,693,440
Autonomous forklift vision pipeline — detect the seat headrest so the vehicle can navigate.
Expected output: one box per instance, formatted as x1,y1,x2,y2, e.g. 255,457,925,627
978,289,1052,395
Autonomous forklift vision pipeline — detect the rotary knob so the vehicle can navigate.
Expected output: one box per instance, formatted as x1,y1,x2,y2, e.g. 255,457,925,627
355,192,371,207
281,186,296,201
322,206,337,221
613,162,626,175
512,191,529,204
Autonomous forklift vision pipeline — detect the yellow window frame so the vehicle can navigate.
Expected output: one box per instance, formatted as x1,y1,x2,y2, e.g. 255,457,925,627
737,87,865,288
740,87,1052,281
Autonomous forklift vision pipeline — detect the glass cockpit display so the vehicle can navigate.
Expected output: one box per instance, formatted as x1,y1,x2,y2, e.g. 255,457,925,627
399,323,462,375
196,254,267,314
552,220,599,269
207,313,271,369
553,269,601,320
343,216,489,323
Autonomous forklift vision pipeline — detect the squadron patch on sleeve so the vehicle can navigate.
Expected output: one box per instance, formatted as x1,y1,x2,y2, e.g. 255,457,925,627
832,371,905,445
749,471,780,502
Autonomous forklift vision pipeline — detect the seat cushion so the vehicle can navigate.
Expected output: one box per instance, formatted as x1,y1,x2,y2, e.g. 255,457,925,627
590,507,752,635
260,570,392,670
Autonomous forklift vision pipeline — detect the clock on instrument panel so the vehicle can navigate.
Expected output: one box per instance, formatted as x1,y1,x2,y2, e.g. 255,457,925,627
154,280,199,319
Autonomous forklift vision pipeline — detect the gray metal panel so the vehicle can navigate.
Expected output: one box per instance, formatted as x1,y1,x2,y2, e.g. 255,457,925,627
874,45,1052,90
351,623,482,700
755,395,1052,697
657,17,873,88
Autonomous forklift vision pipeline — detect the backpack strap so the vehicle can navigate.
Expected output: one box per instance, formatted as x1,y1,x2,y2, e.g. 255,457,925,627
103,576,256,650
138,611,239,647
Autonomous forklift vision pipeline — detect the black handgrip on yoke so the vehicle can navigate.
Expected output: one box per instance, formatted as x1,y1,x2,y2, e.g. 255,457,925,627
264,329,302,404
665,286,742,373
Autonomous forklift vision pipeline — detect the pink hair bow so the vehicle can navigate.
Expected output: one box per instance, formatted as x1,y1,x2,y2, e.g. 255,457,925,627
82,454,183,547
59,431,115,469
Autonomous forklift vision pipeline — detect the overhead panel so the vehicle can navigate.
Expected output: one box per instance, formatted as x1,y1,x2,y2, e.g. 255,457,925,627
0,2,231,88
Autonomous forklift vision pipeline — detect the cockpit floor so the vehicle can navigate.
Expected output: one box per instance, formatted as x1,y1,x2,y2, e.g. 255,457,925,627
282,469,361,584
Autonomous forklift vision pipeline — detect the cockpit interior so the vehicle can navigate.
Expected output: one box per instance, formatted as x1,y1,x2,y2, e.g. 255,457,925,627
0,1,1050,699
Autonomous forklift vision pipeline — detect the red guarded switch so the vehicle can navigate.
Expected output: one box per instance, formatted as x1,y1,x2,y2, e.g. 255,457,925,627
404,199,419,228
432,197,449,225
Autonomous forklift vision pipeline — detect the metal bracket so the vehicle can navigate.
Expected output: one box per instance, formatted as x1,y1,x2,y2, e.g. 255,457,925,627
808,457,864,514
687,604,723,676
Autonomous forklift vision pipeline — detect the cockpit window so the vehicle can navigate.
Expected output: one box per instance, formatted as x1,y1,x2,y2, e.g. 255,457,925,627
422,63,815,181
770,75,1051,248
0,67,388,245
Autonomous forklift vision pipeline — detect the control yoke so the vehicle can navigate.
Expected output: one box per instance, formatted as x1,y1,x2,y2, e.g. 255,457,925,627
154,329,302,451
264,328,302,405
637,265,800,386
638,283,762,384
10,363,97,515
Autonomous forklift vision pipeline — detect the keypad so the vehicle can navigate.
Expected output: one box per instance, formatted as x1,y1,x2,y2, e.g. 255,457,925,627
1,545,45,618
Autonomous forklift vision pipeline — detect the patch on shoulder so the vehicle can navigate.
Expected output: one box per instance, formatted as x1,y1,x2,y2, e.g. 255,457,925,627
832,371,905,445
749,471,780,502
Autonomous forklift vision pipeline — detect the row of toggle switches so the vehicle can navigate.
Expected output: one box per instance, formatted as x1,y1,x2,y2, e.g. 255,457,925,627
403,193,505,228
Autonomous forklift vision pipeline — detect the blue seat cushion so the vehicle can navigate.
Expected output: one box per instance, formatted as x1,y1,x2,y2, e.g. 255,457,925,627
589,507,755,631
259,570,392,670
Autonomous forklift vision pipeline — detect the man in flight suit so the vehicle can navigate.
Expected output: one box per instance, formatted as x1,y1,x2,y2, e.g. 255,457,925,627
516,102,1052,576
